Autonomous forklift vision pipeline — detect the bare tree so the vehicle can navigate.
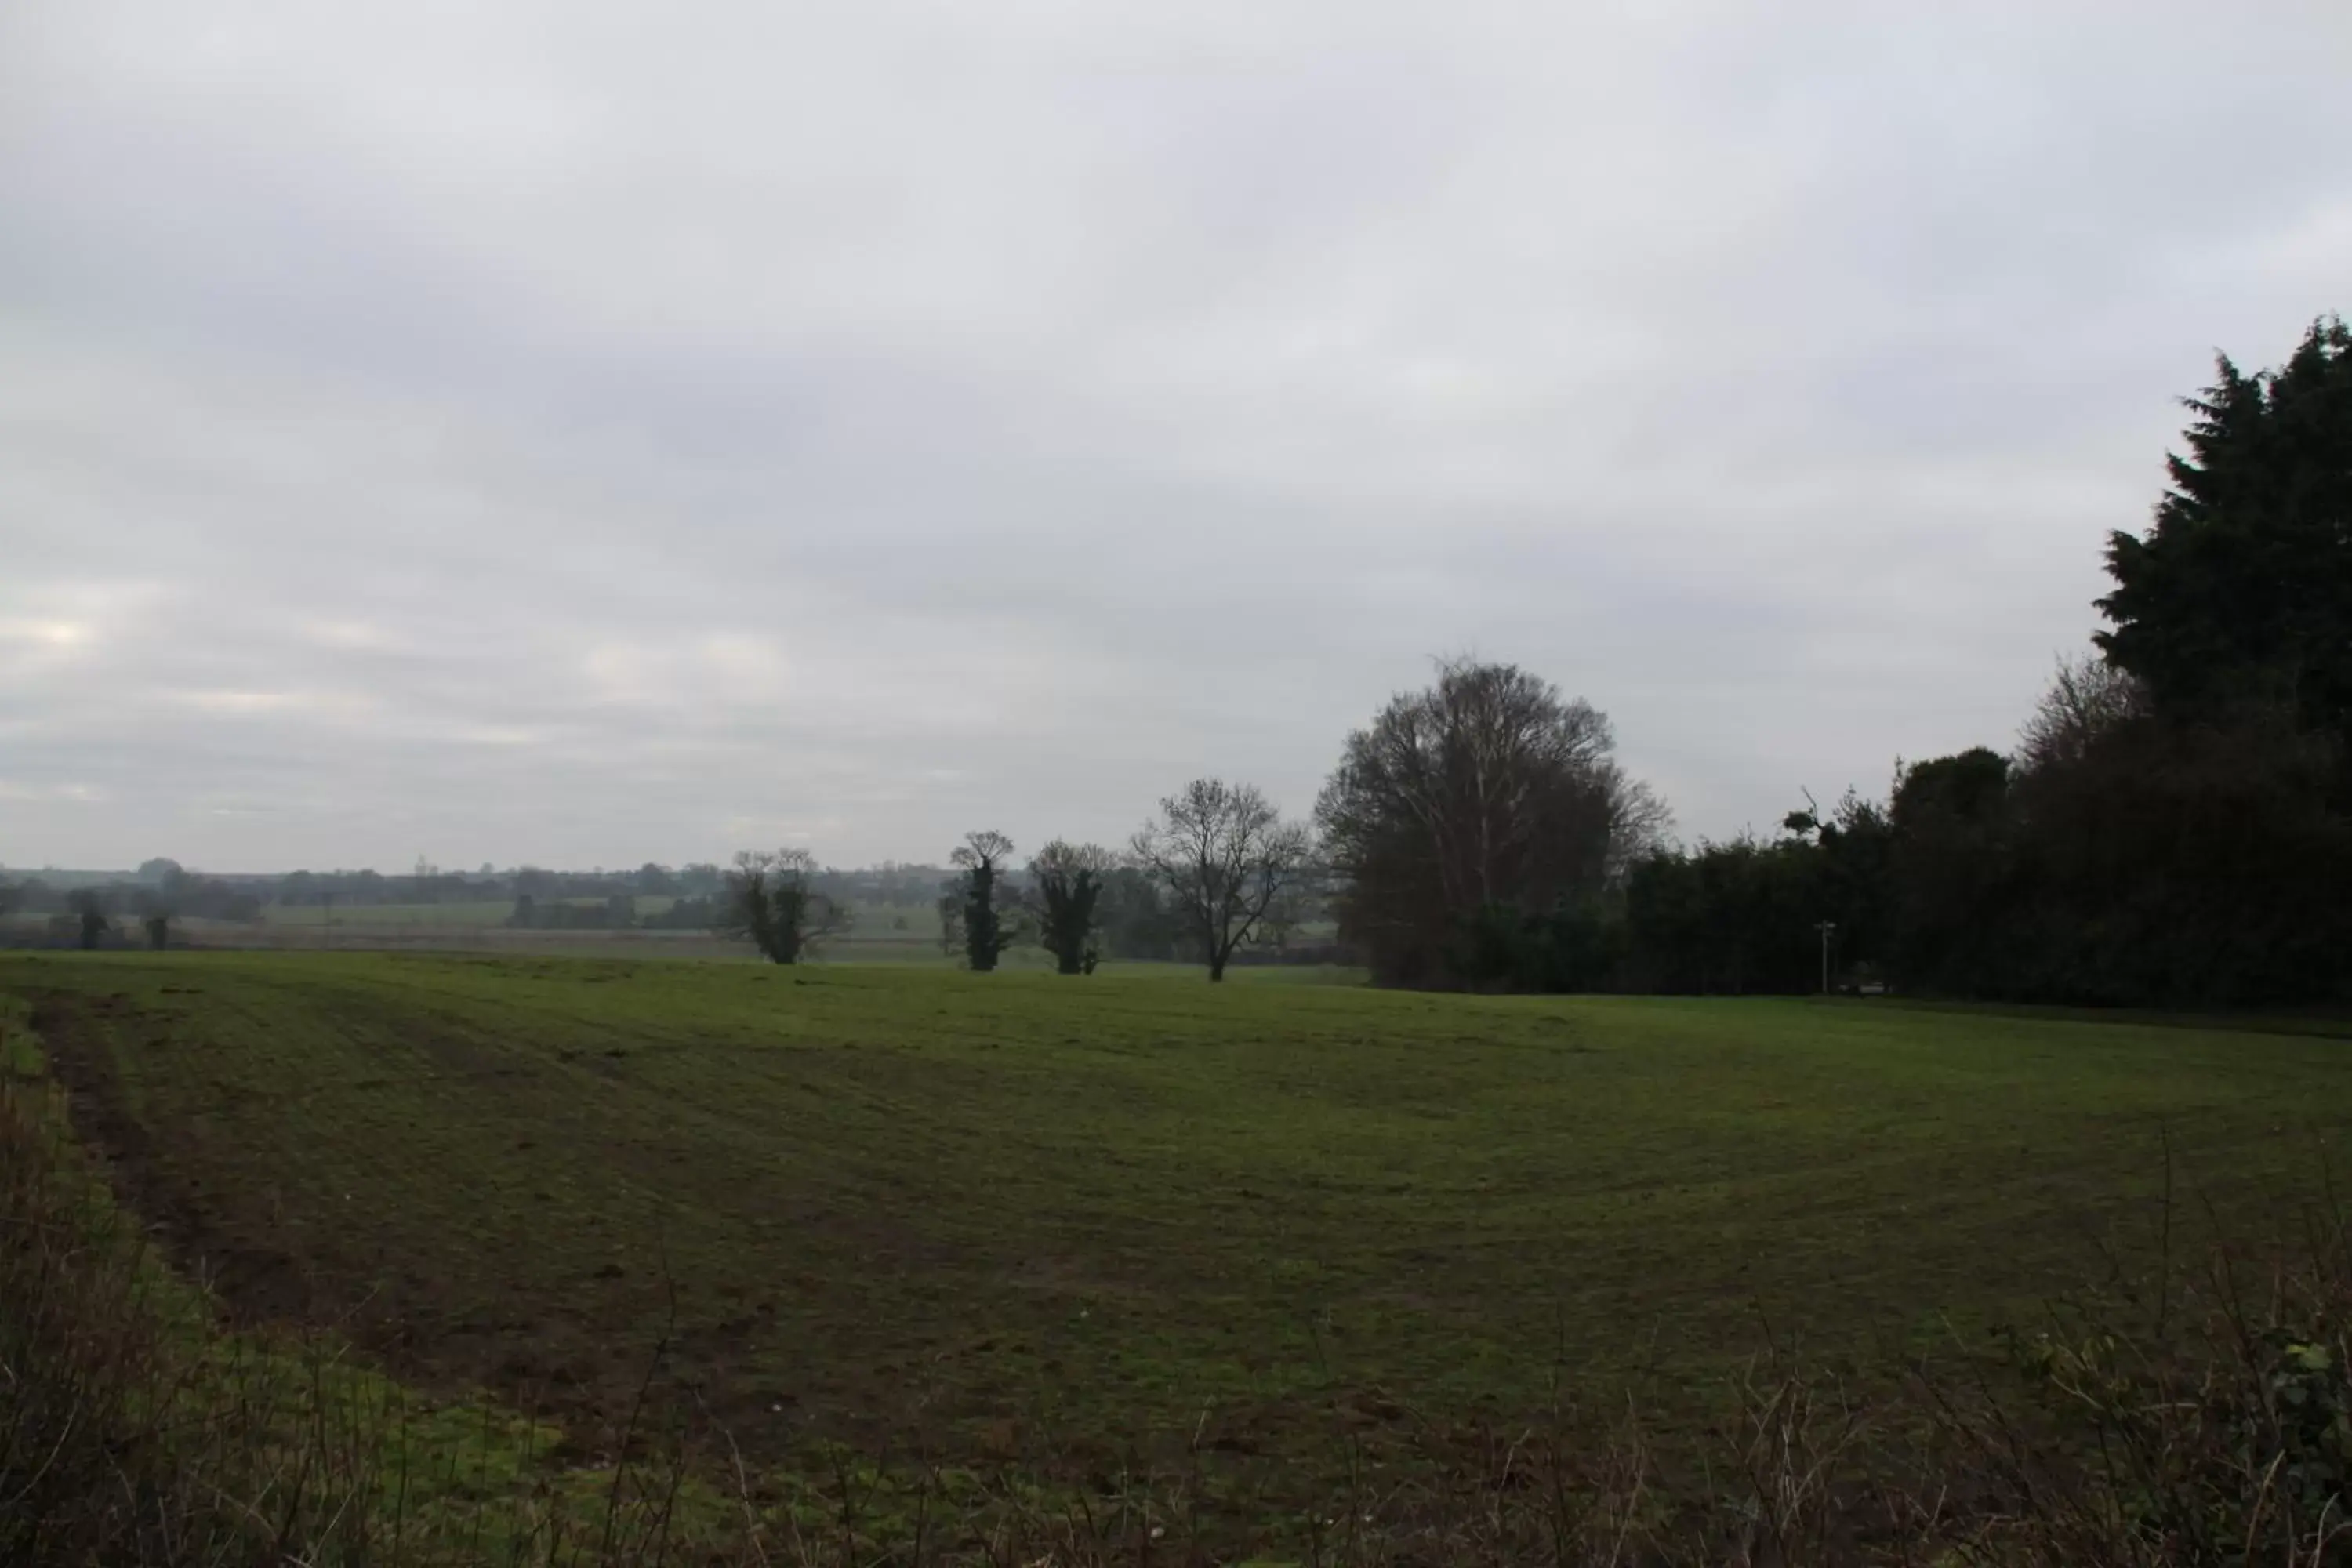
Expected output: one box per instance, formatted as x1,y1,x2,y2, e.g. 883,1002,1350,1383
1605,779,1674,884
718,848,851,964
1027,840,1115,975
1130,780,1313,982
947,831,1017,971
1316,657,1670,985
2016,650,2147,775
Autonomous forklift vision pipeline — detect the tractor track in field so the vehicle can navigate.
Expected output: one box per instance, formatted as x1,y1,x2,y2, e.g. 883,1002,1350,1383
27,989,314,1323
20,987,714,1459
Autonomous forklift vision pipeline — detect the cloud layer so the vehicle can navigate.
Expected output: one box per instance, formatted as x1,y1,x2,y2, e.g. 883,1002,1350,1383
5,1,2349,870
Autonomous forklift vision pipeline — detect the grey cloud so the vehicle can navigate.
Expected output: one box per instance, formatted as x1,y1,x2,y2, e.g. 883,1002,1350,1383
2,1,2349,870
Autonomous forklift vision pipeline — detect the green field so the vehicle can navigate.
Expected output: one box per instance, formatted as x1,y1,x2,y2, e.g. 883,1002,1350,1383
258,899,531,926
6,951,2348,1517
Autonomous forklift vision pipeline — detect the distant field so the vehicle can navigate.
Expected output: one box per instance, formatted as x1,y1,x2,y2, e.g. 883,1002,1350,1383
8,951,2349,1519
260,898,514,926
257,897,681,927
236,896,956,964
168,898,1343,975
256,895,933,931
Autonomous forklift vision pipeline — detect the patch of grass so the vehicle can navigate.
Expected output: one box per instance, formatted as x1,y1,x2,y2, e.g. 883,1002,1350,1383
5,951,2349,1536
2,996,752,1565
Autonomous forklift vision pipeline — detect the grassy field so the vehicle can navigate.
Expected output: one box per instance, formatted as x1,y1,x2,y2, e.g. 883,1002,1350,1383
5,950,2349,1526
259,899,532,927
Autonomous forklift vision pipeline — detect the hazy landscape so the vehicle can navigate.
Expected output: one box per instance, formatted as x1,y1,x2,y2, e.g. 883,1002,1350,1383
8,4,2352,1564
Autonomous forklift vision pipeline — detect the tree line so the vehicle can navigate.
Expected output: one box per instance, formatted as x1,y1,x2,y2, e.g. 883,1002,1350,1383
1319,316,2351,1006
721,316,2350,1008
14,318,2339,1004
0,862,263,949
721,778,1323,981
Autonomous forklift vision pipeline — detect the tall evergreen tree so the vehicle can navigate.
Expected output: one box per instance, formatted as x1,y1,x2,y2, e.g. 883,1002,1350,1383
2097,316,2352,741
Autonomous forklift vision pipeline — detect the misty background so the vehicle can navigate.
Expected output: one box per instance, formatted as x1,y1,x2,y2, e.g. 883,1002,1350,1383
5,2,2350,872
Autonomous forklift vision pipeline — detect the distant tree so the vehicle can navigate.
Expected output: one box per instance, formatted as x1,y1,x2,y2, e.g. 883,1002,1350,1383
1091,866,1181,960
2016,652,2147,777
1775,786,1894,981
1316,657,1669,988
1131,779,1313,982
2001,703,2352,1005
1247,869,1326,955
720,848,851,964
1886,748,2016,996
2097,316,2352,742
936,876,964,958
131,884,176,951
641,893,720,931
948,832,1016,972
69,889,110,950
1027,841,1113,975
633,862,677,896
1618,783,1893,997
136,857,183,886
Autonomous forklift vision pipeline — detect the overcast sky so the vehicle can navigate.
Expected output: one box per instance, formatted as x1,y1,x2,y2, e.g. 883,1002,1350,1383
3,2,2348,873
